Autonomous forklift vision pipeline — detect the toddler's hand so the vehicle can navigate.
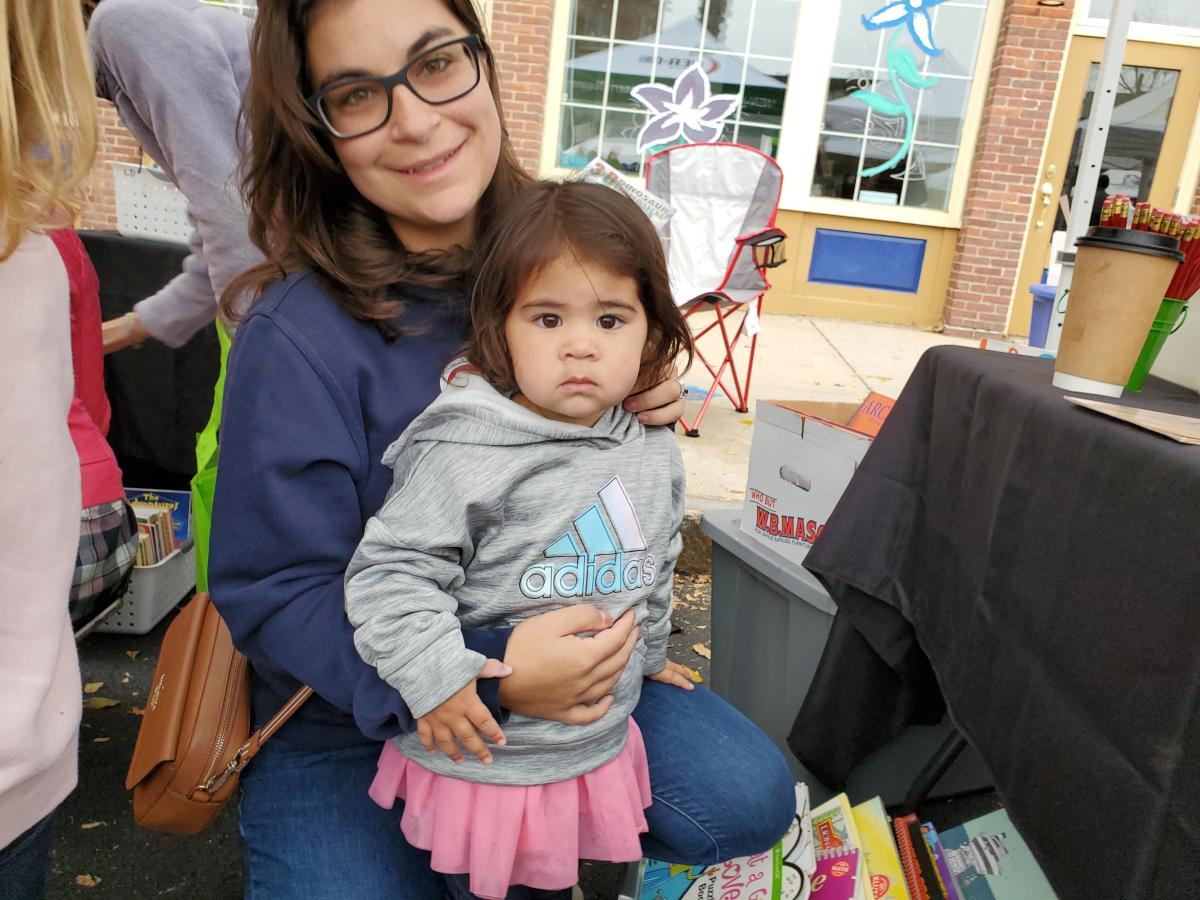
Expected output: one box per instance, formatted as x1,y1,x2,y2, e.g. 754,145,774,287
417,658,511,765
647,660,698,691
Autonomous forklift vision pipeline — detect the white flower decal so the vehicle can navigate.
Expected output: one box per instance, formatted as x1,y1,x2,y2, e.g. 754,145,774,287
862,0,948,57
631,64,741,154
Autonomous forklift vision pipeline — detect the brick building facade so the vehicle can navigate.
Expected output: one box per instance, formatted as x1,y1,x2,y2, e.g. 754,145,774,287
943,0,1075,337
80,0,1200,338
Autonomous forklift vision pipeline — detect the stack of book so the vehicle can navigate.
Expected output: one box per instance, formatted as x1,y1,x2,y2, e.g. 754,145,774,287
634,787,1058,900
126,488,191,566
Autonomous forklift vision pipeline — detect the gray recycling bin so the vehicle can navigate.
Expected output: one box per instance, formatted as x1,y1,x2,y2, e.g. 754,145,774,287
702,509,837,797
702,509,992,808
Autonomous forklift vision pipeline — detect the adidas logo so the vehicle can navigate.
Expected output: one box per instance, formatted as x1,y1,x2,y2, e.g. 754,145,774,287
519,477,657,600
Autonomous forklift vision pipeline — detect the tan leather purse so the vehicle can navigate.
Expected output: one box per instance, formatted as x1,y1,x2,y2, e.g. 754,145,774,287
124,592,312,835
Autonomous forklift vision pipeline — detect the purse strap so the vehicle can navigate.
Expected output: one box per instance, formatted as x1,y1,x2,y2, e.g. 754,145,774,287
198,684,314,797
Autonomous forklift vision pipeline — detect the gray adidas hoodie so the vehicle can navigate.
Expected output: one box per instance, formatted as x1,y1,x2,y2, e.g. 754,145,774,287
345,369,684,786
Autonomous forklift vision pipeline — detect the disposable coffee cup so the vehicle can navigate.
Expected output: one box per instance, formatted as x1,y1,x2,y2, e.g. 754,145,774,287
1052,227,1184,397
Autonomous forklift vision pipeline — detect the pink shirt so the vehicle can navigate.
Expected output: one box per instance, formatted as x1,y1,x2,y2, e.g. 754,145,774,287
0,231,81,849
49,229,124,509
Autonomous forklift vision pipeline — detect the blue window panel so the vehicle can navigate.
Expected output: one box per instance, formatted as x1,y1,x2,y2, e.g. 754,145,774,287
808,229,927,294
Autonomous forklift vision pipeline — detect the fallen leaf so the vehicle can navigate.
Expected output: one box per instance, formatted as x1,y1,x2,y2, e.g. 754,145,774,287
82,697,120,710
131,706,145,717
92,737,110,744
692,642,711,660
120,674,130,684
680,665,704,684
739,418,755,426
82,682,104,694
80,821,105,830
125,650,140,660
75,875,102,888
685,593,696,603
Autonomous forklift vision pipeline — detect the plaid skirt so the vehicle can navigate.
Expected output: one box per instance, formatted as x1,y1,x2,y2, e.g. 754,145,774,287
70,500,138,620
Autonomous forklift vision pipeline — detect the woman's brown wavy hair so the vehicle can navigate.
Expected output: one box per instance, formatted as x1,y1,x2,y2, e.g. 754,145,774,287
220,0,530,331
466,180,693,395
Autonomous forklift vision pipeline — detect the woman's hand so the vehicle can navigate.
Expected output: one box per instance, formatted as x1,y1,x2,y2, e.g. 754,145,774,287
499,606,639,725
647,660,698,691
625,375,685,426
101,311,151,354
416,658,511,764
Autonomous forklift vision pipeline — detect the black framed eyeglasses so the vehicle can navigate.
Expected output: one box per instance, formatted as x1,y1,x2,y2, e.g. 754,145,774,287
307,34,483,139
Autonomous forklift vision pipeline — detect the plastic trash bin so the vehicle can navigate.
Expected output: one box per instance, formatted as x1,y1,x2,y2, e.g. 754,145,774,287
1028,283,1057,348
702,509,994,807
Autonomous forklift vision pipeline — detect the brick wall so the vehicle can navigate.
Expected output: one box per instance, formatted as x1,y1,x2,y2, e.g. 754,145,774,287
79,102,141,230
489,0,554,171
941,0,1075,337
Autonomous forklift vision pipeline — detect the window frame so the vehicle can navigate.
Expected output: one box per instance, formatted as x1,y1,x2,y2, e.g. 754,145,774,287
540,0,1003,228
1071,11,1200,215
1078,0,1200,41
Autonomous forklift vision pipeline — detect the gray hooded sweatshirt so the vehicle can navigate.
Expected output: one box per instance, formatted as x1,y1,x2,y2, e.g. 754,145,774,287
345,369,684,786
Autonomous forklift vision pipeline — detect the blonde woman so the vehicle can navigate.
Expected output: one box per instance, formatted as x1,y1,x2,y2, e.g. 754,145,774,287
0,0,97,895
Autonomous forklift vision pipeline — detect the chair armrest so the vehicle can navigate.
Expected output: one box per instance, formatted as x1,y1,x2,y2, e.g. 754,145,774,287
736,226,787,247
736,227,788,269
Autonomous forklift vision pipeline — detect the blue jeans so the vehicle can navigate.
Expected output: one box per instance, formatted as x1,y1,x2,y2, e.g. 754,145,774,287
238,683,795,898
0,810,57,900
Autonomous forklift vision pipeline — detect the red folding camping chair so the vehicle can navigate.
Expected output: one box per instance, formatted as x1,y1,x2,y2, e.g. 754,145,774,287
644,142,786,436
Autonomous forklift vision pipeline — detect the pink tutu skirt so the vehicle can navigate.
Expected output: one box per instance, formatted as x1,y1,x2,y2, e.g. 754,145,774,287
368,720,651,899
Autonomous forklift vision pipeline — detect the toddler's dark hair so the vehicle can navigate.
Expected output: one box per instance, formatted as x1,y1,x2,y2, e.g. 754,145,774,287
466,180,692,395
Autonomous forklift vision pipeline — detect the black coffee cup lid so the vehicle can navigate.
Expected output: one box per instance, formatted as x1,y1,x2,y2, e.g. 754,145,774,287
1075,226,1185,262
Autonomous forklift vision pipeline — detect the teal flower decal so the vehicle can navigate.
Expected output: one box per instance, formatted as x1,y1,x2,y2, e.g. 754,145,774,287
852,0,943,178
862,0,948,57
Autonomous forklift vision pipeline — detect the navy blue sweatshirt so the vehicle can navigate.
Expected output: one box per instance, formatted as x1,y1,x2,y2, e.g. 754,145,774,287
209,273,509,748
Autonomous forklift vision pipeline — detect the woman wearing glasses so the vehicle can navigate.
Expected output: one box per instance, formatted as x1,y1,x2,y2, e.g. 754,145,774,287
209,0,794,897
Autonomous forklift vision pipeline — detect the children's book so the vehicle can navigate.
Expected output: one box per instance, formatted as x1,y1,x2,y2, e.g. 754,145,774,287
937,810,1058,900
810,794,870,900
125,488,192,546
811,849,861,900
850,798,910,900
571,157,676,227
892,814,933,900
845,392,896,438
637,783,814,900
920,823,961,900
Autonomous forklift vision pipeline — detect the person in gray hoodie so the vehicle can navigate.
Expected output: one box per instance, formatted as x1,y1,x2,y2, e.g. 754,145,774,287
345,182,704,899
86,0,261,351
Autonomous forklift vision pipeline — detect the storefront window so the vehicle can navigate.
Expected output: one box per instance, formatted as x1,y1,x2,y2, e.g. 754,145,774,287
1086,0,1200,29
558,0,799,175
812,0,988,212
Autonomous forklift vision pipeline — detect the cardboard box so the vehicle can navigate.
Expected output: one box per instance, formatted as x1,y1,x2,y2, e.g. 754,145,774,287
740,398,887,563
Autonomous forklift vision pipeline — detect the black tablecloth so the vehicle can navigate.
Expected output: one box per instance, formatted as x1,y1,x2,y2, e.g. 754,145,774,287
791,345,1200,900
80,231,219,489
